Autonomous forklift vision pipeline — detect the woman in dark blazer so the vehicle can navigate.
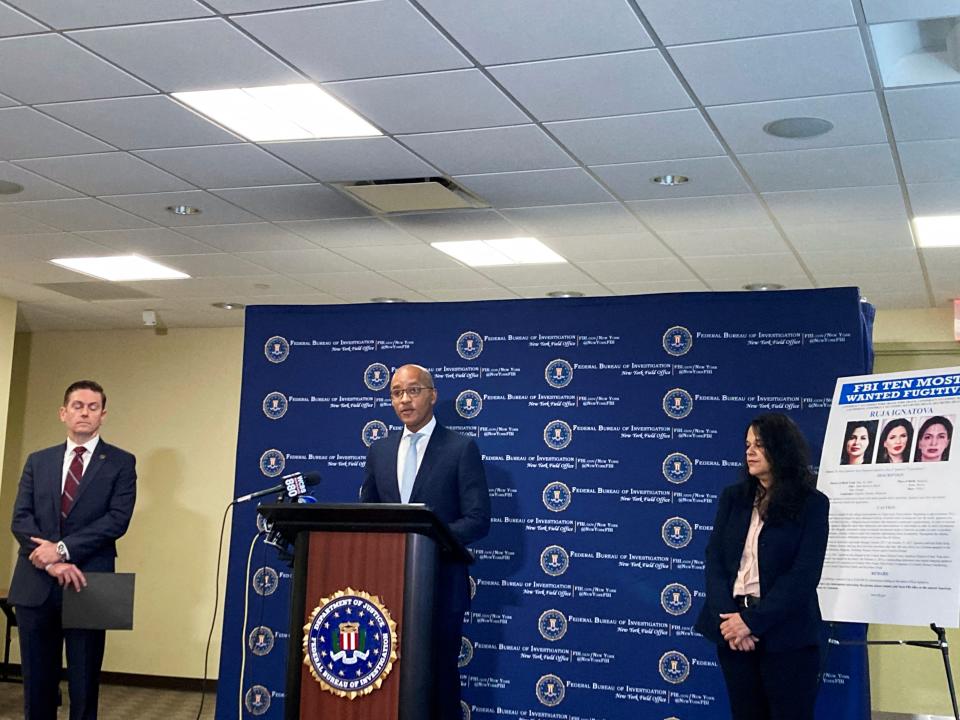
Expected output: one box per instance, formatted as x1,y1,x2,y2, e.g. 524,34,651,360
695,413,829,720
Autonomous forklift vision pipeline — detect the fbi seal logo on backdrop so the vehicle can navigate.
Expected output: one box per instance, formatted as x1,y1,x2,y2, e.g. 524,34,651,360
662,388,694,419
659,650,690,684
252,567,279,597
262,391,288,420
542,481,572,512
361,420,389,447
458,637,474,668
259,449,286,478
468,575,477,600
538,609,568,642
662,326,693,356
661,517,693,549
363,363,391,391
244,685,271,715
264,336,290,364
660,583,693,616
456,331,484,360
540,545,570,577
536,674,566,707
456,390,483,419
302,588,398,699
461,700,471,720
543,420,573,450
661,452,693,484
248,626,275,656
545,359,573,388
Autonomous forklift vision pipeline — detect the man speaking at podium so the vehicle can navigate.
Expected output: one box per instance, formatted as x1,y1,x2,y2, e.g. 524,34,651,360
361,364,490,719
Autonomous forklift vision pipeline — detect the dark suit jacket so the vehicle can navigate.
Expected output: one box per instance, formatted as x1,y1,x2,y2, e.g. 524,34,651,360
9,439,137,607
695,480,829,652
360,423,490,612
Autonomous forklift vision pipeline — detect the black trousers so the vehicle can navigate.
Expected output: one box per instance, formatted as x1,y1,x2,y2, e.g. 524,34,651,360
717,642,821,720
16,591,106,720
433,606,465,720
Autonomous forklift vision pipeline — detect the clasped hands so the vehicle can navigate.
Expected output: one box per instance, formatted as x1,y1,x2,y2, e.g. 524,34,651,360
29,537,86,592
719,612,759,651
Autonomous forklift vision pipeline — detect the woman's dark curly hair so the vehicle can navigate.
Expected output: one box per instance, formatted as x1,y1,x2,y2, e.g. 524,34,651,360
742,413,816,523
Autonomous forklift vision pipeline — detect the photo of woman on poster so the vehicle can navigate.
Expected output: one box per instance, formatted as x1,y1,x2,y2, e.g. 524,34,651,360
914,416,953,462
840,420,878,465
876,418,914,464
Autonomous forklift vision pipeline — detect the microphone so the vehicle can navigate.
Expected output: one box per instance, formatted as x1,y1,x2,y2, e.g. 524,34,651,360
235,471,321,504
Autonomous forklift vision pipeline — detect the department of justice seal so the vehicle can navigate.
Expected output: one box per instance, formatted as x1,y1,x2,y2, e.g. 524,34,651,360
248,625,275,656
662,452,693,484
461,700,471,720
244,685,271,715
458,636,474,668
660,583,693,616
252,567,279,596
661,517,693,550
302,587,398,699
662,326,693,357
543,420,572,450
536,674,566,707
659,650,690,684
364,363,390,391
362,420,389,447
542,481,572,512
264,336,289,364
262,391,288,420
259,449,286,478
662,388,693,420
540,545,570,577
455,390,483,419
538,609,568,642
456,331,484,360
545,359,573,389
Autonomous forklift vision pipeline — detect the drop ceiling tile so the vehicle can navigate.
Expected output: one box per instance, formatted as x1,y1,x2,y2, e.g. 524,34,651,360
135,144,312,189
593,156,749,200
641,0,855,44
333,243,460,271
235,249,364,274
546,109,723,165
129,274,305,298
76,227,215,255
242,292,345,306
740,145,898,192
16,152,194,196
381,267,501,290
541,233,669,262
39,96,241,150
326,70,528,134
211,185,369,221
0,259,107,283
856,290,931,310
425,288,520,302
5,0,213,27
291,271,428,301
899,139,960,183
511,283,614,298
780,220,915,251
476,263,597,286
0,162,84,201
3,198,156,231
707,93,888,153
669,29,872,105
280,217,420,247
708,276,814,291
68,18,302,92
234,0,469,82
763,186,908,224
815,272,926,297
101,190,261,226
0,232,110,260
659,226,788,256
385,209,520,242
209,0,334,10
0,107,112,160
0,206,59,234
627,194,771,231
265,137,437,182
605,279,710,294
500,203,642,237
908,181,960,215
922,248,960,283
801,248,922,276
886,85,960,142
490,50,693,121
860,0,960,23
691,252,803,280
417,0,652,64
0,3,46,35
0,34,154,104
454,168,614,208
0,91,16,108
398,126,574,175
0,276,92,304
157,253,268,277
175,223,315,252
578,256,697,283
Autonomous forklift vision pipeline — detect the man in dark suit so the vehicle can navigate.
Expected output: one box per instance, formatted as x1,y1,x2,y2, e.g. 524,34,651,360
9,380,137,720
360,364,490,720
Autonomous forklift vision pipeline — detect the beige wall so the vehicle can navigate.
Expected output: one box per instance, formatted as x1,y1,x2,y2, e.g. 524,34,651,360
0,296,18,583
0,326,242,678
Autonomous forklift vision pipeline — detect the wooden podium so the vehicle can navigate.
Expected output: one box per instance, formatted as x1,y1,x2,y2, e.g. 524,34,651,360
258,503,470,720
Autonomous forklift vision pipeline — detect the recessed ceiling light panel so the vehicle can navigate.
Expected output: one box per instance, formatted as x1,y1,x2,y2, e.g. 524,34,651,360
51,255,190,281
914,215,960,248
763,117,834,139
432,238,566,267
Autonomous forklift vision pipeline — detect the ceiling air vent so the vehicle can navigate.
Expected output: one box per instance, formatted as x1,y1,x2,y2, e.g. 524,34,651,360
337,177,488,213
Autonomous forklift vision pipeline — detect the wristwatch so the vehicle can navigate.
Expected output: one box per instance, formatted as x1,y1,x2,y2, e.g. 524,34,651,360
56,541,67,560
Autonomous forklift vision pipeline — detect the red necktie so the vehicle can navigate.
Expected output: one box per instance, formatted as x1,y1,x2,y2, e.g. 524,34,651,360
61,446,85,526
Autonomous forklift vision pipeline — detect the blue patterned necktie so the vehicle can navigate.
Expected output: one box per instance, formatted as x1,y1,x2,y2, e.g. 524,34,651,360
400,432,421,503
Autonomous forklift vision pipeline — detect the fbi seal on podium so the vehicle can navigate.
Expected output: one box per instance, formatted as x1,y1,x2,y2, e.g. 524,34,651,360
303,587,398,699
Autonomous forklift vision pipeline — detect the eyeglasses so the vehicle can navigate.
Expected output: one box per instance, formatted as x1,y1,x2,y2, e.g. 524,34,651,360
390,386,434,399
